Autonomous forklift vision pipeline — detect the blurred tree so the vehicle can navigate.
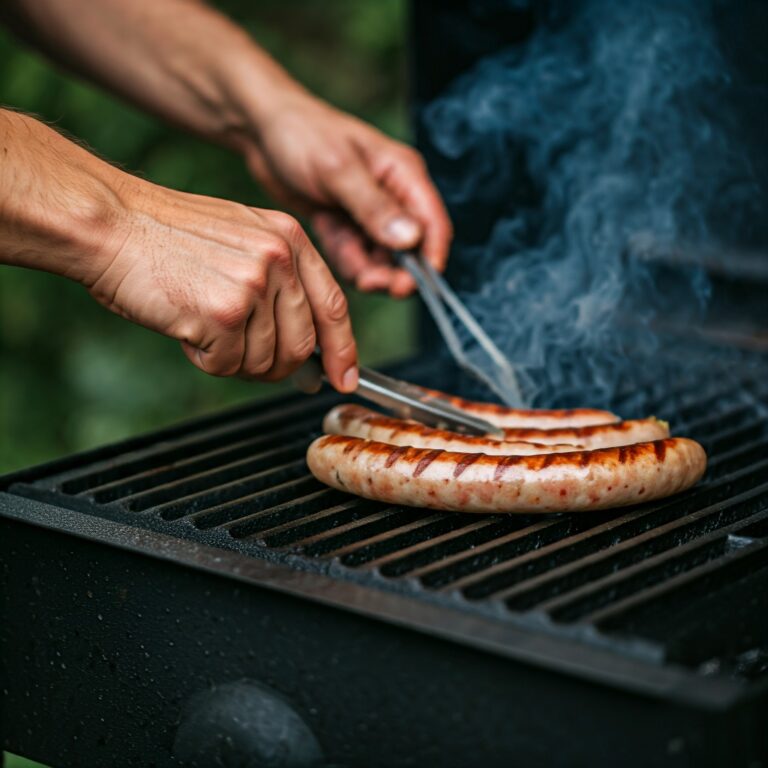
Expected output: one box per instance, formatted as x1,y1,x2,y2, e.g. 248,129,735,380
0,0,417,475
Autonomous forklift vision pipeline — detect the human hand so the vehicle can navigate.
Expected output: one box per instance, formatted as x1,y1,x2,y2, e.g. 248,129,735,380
239,93,453,297
87,180,358,391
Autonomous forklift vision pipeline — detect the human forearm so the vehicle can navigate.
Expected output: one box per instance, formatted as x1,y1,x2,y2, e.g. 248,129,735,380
0,108,357,390
4,0,303,151
4,0,454,296
0,109,127,283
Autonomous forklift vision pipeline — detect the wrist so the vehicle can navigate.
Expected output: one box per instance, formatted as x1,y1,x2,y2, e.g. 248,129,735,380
214,41,314,153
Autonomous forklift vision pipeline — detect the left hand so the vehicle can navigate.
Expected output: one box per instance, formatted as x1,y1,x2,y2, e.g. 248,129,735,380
239,93,453,297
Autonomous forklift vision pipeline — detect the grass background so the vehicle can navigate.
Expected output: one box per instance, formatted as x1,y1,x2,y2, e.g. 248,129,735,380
2,2,410,765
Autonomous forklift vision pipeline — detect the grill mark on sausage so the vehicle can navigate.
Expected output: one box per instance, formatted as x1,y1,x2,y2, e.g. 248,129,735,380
540,454,557,469
654,440,668,461
493,455,520,482
414,449,445,477
384,445,409,468
420,389,616,420
453,452,482,478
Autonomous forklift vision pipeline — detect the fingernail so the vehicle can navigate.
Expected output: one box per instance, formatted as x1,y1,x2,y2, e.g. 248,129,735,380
342,366,359,392
385,216,420,246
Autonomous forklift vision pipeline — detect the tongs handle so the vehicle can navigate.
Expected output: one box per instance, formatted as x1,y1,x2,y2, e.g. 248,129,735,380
292,350,503,437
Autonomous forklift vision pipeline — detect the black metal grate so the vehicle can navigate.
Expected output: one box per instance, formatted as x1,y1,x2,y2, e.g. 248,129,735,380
5,350,768,682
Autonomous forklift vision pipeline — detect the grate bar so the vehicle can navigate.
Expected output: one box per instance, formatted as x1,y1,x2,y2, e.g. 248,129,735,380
329,514,450,562
496,482,768,610
587,539,768,634
294,508,407,554
699,420,768,456
156,460,309,520
224,489,351,540
57,394,334,494
124,439,310,511
339,514,477,569
497,464,768,610
257,500,383,547
540,510,768,623
303,510,439,559
417,517,586,589
85,417,321,502
379,516,535,578
188,474,325,530
452,466,768,600
361,516,502,572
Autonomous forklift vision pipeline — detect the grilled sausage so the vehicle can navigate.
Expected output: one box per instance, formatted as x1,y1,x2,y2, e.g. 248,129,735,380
323,404,582,455
501,418,670,448
416,386,620,428
324,404,668,451
306,435,707,514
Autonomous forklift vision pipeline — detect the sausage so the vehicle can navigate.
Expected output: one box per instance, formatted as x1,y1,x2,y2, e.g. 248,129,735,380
501,418,670,449
323,404,582,455
324,404,668,451
415,386,620,428
306,435,707,514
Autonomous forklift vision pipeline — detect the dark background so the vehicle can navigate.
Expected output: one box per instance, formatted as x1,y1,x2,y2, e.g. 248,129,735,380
0,0,414,478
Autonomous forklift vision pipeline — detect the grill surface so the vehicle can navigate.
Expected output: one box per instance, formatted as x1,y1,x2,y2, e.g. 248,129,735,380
4,347,768,691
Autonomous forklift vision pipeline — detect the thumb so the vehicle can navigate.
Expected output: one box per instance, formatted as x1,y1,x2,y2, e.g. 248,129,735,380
323,154,422,250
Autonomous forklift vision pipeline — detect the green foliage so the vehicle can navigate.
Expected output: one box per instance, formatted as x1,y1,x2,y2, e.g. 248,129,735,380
0,0,415,474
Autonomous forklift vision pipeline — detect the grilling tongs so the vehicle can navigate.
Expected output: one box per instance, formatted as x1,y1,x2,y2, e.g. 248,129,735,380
393,251,525,409
293,250,524,438
294,351,504,438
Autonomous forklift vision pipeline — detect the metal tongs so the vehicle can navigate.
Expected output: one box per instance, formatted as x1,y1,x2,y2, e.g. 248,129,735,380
394,251,525,407
294,351,504,438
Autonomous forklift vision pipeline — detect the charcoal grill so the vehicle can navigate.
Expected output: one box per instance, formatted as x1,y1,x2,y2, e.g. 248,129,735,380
1,346,767,768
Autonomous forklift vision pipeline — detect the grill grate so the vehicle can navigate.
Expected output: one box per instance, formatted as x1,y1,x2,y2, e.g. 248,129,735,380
5,351,768,682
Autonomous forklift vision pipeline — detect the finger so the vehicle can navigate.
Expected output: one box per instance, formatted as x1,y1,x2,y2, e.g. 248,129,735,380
313,212,397,293
240,299,277,380
406,175,453,273
295,239,358,393
261,278,316,382
180,330,245,378
311,211,370,282
365,145,453,272
367,244,415,297
321,152,423,252
389,268,417,298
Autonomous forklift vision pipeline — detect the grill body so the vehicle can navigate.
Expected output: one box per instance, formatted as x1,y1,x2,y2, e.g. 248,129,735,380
2,353,767,767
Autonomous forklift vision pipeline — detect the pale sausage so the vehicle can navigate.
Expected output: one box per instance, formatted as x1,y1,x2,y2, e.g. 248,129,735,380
306,435,707,514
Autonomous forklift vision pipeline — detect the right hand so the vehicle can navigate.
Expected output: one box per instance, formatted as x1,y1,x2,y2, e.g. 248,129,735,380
88,180,358,392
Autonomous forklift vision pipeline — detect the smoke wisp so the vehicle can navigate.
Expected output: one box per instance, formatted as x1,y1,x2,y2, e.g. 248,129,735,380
423,0,766,409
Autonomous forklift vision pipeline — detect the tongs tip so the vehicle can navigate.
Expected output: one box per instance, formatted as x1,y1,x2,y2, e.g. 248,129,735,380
395,250,526,409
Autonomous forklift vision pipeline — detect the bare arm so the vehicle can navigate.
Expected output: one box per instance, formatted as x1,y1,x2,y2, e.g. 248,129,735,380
0,108,358,390
5,0,453,295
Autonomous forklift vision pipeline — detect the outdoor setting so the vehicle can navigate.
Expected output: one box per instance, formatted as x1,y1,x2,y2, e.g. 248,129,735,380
2,3,411,767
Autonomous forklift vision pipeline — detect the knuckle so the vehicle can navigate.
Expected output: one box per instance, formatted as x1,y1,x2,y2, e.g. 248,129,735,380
286,329,317,362
402,146,426,168
324,287,349,323
334,337,358,365
210,297,249,331
245,355,273,377
271,212,305,242
317,150,351,175
242,266,269,298
264,237,294,270
207,356,241,378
